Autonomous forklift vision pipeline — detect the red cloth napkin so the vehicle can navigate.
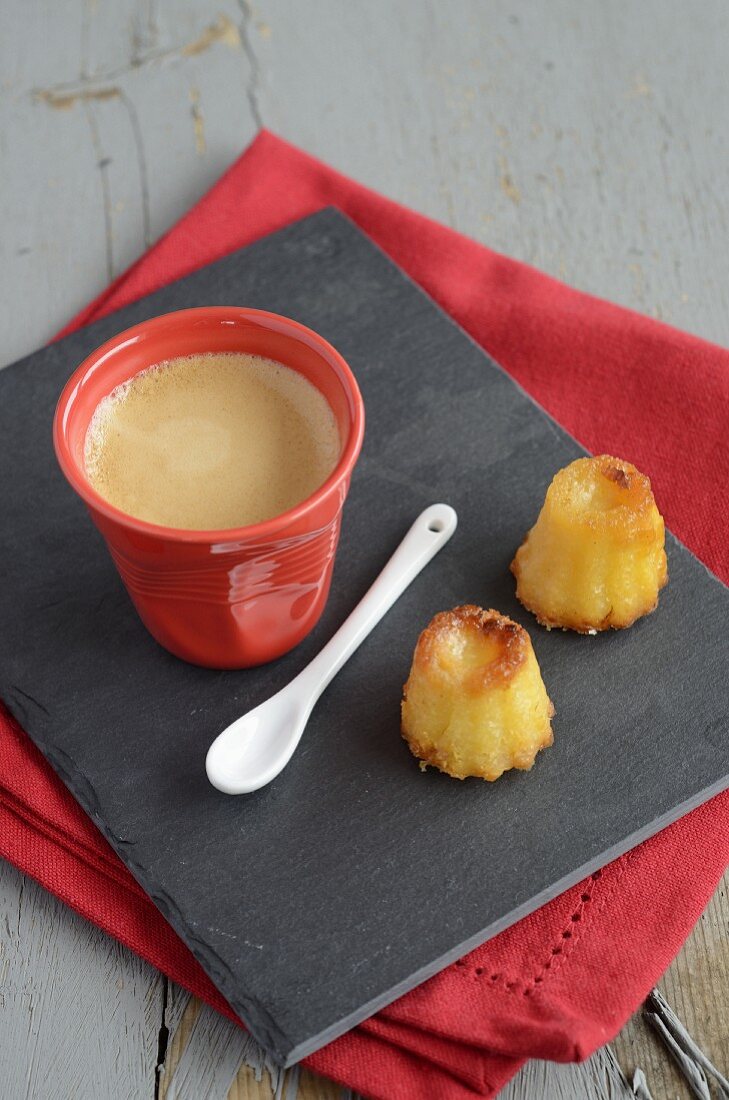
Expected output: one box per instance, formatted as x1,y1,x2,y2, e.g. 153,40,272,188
2,130,728,1100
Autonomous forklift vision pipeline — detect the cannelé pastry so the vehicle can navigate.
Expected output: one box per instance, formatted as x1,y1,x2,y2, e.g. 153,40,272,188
511,455,667,633
401,605,554,781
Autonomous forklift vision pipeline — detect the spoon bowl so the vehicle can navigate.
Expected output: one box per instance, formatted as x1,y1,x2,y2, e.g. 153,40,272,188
206,692,312,795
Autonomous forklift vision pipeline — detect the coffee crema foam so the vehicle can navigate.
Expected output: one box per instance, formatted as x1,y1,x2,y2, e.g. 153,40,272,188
84,352,342,530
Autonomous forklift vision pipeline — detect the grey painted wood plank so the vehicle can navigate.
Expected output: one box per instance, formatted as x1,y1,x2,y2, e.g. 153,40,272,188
153,990,633,1100
1,0,727,1096
164,980,193,1057
249,0,729,346
612,872,729,1100
161,1001,291,1100
3,0,729,371
156,986,634,1100
0,861,163,1100
0,0,256,368
502,1047,636,1100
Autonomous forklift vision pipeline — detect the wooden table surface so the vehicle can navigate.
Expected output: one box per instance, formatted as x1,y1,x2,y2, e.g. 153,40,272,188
1,2,726,1097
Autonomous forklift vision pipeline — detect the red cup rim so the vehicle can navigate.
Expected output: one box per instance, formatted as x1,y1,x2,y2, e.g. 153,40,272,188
53,307,365,544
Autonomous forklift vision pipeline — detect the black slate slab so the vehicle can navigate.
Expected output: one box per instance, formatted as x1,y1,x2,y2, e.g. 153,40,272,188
1,209,727,1065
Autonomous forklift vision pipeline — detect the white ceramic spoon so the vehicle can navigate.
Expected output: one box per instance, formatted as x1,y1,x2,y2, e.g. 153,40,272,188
205,503,457,795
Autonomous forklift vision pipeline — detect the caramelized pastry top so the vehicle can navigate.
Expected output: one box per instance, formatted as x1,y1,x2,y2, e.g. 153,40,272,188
413,605,529,694
548,454,660,536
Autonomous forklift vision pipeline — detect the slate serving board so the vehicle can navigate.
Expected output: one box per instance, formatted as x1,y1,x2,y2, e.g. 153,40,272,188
1,209,727,1065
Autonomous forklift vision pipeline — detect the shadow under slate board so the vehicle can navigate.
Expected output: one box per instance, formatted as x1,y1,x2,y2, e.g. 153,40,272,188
0,209,727,1066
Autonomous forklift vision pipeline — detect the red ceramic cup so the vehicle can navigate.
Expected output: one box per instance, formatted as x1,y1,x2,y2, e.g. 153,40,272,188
53,307,365,668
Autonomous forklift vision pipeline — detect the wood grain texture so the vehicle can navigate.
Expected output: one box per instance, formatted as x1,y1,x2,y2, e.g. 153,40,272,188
0,0,727,1096
0,862,163,1100
0,0,255,368
155,988,635,1100
612,869,729,1100
245,0,729,346
4,0,729,371
501,1049,634,1099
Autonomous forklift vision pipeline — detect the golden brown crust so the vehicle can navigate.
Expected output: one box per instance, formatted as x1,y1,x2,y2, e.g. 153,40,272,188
403,708,554,782
550,454,658,534
510,454,668,632
510,559,668,632
516,592,663,634
401,606,555,781
602,462,632,490
408,604,528,694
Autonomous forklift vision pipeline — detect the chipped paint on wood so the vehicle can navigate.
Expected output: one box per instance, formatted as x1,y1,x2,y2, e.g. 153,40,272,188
155,987,636,1099
189,87,206,155
615,891,729,1100
1,1,728,1097
498,154,521,204
160,1001,289,1100
0,863,163,1099
181,14,241,56
29,14,241,111
500,1046,635,1099
34,86,121,110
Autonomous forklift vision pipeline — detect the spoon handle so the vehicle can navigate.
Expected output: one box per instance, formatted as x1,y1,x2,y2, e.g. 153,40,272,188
293,503,457,705
205,504,457,795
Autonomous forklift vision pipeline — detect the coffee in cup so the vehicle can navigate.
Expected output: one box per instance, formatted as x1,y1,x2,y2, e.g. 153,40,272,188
84,352,341,530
